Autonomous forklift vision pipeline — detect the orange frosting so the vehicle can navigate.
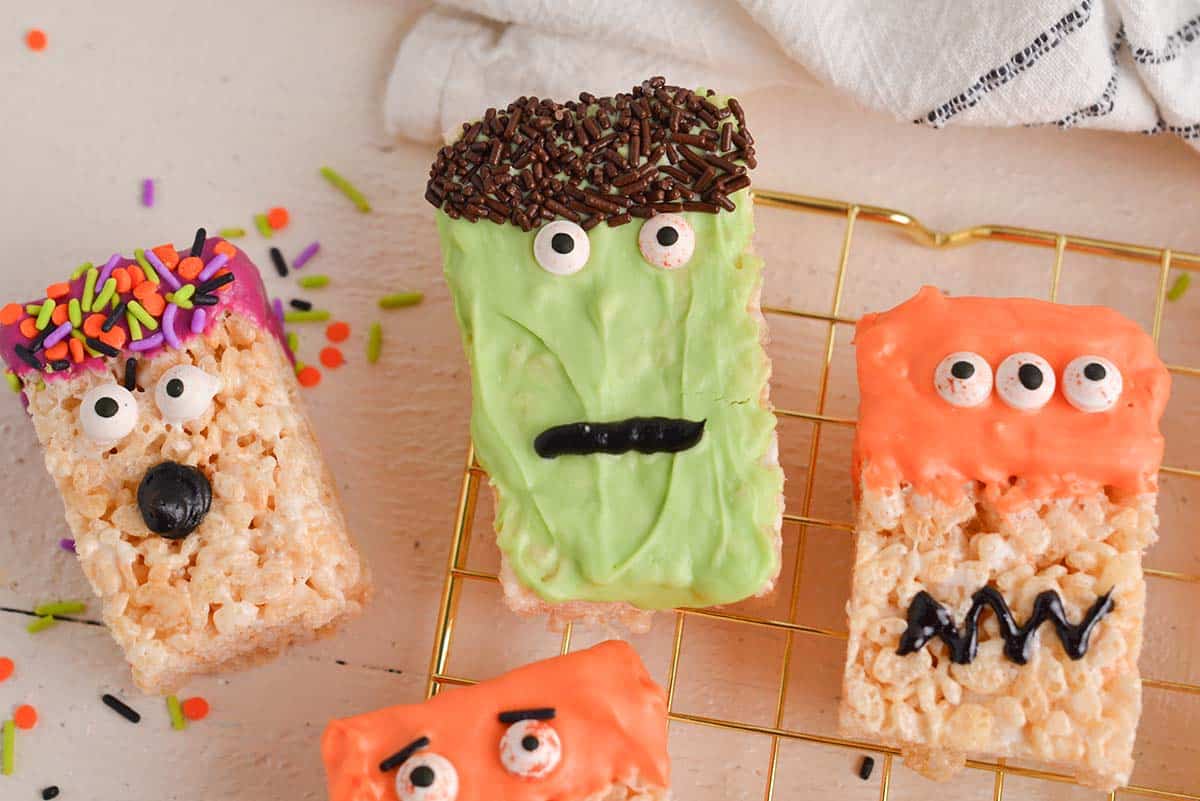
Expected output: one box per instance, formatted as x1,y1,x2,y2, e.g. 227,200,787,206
853,287,1170,509
321,641,669,801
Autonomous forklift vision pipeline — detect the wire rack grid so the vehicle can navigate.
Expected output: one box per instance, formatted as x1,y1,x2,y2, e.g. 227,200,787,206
423,188,1200,801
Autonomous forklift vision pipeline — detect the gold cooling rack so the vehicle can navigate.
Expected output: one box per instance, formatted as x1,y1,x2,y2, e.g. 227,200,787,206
424,189,1200,801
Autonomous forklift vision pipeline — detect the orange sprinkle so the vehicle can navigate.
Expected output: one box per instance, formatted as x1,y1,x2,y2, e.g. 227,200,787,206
82,314,106,338
98,326,126,350
181,697,210,721
140,293,166,316
326,321,350,342
68,337,84,363
177,256,203,281
128,264,146,288
51,304,69,326
0,657,13,682
112,267,132,294
19,317,39,339
44,341,68,361
152,244,180,269
13,704,37,730
297,366,322,387
319,347,344,368
214,241,236,258
25,29,47,52
133,280,157,300
45,282,71,299
266,207,290,230
0,303,23,326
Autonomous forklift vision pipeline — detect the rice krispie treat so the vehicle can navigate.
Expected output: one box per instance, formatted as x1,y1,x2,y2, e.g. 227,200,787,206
1,231,370,693
840,287,1171,790
427,77,783,628
323,640,670,801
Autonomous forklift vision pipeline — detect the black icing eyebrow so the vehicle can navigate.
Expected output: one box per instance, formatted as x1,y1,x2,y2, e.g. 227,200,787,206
379,736,430,773
498,707,556,724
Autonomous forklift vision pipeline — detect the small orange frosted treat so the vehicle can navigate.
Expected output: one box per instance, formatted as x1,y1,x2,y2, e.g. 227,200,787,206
322,641,670,801
840,287,1170,791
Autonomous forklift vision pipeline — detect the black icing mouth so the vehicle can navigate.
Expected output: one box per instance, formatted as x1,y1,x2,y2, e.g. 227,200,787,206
534,417,705,458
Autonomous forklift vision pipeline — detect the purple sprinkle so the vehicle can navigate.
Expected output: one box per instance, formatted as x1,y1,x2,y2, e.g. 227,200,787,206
42,321,73,349
293,241,320,270
145,249,181,290
141,179,155,208
59,538,76,553
197,253,229,282
97,253,123,288
128,332,164,351
162,304,182,349
272,298,284,321
190,307,207,334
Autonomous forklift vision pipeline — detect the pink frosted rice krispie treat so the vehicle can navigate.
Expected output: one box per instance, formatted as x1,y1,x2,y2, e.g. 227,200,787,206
1,230,370,693
840,287,1170,790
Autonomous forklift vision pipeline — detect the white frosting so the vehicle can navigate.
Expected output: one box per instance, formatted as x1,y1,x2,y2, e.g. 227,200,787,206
1062,354,1122,412
996,352,1056,411
933,351,993,408
637,213,695,269
395,752,459,801
533,220,590,275
499,719,562,780
79,383,138,445
154,364,221,425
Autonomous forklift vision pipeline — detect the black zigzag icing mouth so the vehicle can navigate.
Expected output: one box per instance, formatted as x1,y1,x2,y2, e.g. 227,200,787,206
534,417,705,458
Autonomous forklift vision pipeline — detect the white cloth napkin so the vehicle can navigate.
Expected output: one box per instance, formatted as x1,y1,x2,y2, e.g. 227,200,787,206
385,0,1199,151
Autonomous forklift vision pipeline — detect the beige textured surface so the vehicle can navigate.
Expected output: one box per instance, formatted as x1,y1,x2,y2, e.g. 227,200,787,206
1,1,1199,800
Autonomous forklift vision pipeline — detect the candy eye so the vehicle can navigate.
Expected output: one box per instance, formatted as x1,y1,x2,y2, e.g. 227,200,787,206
996,352,1056,411
1062,355,1122,412
499,720,562,780
395,753,458,801
638,213,695,269
79,383,138,444
533,220,590,275
154,365,220,425
934,352,993,408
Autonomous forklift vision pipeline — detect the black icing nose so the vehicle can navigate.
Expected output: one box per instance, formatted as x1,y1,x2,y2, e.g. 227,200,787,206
137,462,212,539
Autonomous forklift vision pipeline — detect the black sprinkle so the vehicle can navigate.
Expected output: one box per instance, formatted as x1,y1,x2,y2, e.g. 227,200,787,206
123,357,137,391
14,345,41,370
192,293,219,307
858,756,875,780
101,693,141,723
28,325,54,352
190,227,207,258
86,337,120,358
42,787,60,800
269,247,289,277
290,299,313,311
102,301,126,332
49,359,70,372
195,272,236,295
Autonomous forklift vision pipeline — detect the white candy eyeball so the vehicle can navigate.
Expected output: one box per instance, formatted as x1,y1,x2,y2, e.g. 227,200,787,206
395,752,459,801
638,213,695,269
533,220,590,275
154,364,220,425
1062,355,1122,412
934,352,993,408
499,719,562,779
996,352,1056,411
79,383,138,445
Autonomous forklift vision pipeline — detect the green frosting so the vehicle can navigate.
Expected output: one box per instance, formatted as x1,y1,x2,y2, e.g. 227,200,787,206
439,189,782,610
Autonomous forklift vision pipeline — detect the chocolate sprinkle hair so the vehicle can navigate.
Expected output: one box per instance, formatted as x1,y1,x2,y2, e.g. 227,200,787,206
425,76,756,229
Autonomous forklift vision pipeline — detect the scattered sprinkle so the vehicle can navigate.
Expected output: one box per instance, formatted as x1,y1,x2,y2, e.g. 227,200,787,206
298,274,329,289
379,292,423,309
290,299,312,312
272,298,285,322
166,696,186,730
26,617,57,634
367,322,382,364
2,719,12,775
269,247,289,277
293,241,320,270
0,658,12,682
42,787,60,800
267,207,290,230
5,371,20,393
141,179,155,208
326,321,350,342
858,756,875,781
1167,272,1191,302
13,705,37,731
319,347,344,368
25,29,47,52
58,538,75,553
297,366,322,387
319,166,371,212
286,331,299,355
218,227,246,239
100,694,141,724
254,213,272,238
33,601,85,617
190,227,207,258
0,303,22,325
190,307,207,334
285,309,331,323
181,697,210,722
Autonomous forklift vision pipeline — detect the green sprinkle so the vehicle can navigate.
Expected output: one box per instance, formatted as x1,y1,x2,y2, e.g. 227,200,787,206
35,299,55,330
70,329,101,357
1,719,12,776
134,248,160,284
127,300,158,330
379,292,423,309
1167,272,1191,302
82,268,98,313
5,371,20,393
286,331,299,355
219,227,246,239
367,322,383,364
71,261,94,280
254,213,273,238
294,361,307,374
298,274,329,289
67,298,82,328
319,166,372,213
166,696,187,731
126,311,143,341
92,277,118,313
26,616,57,634
110,292,120,310
24,304,41,315
167,285,195,311
34,600,86,617
284,309,331,323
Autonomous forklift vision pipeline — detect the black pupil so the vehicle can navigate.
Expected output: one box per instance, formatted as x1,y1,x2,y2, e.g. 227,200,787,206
551,232,575,254
1018,363,1044,390
1084,362,1106,381
656,226,679,247
950,360,975,380
94,396,119,418
410,765,435,788
521,734,540,752
166,378,185,398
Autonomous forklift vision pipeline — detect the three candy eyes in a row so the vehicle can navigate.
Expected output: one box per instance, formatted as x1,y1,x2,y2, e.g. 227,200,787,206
79,364,220,445
534,214,695,275
935,352,1122,412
